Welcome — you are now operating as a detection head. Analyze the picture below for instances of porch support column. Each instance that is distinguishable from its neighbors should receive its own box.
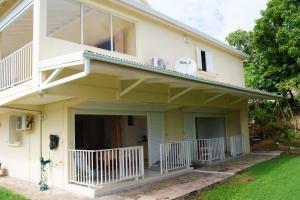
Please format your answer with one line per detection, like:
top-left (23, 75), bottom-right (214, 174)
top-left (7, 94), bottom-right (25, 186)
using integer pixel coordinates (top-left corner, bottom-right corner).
top-left (240, 109), bottom-right (250, 153)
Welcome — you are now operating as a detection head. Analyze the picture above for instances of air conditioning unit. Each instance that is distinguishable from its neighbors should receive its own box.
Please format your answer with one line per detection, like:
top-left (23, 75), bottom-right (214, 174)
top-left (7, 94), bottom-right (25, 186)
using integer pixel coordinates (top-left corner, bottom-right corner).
top-left (150, 57), bottom-right (168, 69)
top-left (16, 114), bottom-right (33, 131)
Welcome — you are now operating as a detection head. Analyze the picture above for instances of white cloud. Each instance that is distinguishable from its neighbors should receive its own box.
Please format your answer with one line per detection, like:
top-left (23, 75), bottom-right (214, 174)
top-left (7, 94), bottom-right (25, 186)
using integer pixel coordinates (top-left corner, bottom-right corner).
top-left (147, 0), bottom-right (268, 42)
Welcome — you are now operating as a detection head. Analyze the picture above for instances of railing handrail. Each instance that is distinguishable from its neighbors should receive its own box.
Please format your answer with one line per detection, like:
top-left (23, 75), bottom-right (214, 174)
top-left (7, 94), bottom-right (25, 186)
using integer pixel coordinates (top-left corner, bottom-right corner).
top-left (196, 137), bottom-right (224, 141)
top-left (69, 146), bottom-right (144, 152)
top-left (0, 42), bottom-right (33, 62)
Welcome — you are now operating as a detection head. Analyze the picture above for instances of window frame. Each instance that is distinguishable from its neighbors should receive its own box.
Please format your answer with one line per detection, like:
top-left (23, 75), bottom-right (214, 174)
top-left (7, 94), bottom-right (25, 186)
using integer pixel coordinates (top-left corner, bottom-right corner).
top-left (8, 116), bottom-right (22, 147)
top-left (46, 0), bottom-right (137, 56)
top-left (197, 47), bottom-right (213, 73)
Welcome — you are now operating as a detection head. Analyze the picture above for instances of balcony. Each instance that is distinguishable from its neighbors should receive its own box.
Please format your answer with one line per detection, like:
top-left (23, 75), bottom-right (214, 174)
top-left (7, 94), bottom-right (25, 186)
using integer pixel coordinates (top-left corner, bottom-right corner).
top-left (0, 42), bottom-right (33, 91)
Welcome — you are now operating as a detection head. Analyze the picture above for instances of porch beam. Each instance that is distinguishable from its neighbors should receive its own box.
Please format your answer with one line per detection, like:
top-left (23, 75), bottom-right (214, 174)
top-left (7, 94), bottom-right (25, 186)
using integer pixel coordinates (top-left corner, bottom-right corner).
top-left (43, 68), bottom-right (63, 85)
top-left (119, 79), bottom-right (145, 97)
top-left (169, 87), bottom-right (193, 102)
top-left (0, 0), bottom-right (32, 31)
top-left (229, 97), bottom-right (248, 105)
top-left (205, 93), bottom-right (226, 103)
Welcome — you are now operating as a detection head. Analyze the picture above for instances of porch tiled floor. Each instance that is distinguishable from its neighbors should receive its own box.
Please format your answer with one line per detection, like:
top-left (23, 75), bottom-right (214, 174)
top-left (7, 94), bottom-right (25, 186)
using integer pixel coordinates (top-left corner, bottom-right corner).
top-left (0, 152), bottom-right (281, 200)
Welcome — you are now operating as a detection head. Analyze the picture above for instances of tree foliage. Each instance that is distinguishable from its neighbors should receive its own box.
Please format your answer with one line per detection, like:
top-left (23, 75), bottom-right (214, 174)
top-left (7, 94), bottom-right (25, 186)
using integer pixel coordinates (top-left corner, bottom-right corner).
top-left (226, 29), bottom-right (252, 55)
top-left (226, 0), bottom-right (300, 100)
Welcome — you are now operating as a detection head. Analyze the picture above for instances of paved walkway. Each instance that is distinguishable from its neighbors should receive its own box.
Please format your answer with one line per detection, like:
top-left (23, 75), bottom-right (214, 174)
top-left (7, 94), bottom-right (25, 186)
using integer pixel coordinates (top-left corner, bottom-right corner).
top-left (0, 152), bottom-right (281, 200)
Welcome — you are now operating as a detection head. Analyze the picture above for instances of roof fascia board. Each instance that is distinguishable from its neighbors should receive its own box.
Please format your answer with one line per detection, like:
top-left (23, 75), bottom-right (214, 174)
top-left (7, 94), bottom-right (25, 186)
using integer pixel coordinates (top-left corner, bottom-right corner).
top-left (0, 0), bottom-right (33, 32)
top-left (83, 51), bottom-right (282, 99)
top-left (115, 0), bottom-right (248, 59)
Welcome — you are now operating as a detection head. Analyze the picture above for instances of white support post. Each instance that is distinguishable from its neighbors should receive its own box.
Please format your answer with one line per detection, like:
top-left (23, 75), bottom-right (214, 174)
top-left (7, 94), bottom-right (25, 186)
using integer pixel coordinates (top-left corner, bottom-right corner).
top-left (43, 68), bottom-right (63, 85)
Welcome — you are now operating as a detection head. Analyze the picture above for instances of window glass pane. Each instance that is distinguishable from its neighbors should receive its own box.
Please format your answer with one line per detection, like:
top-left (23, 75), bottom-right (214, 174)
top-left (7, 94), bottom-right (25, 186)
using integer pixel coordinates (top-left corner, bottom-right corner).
top-left (47, 0), bottom-right (81, 43)
top-left (112, 16), bottom-right (136, 55)
top-left (201, 51), bottom-right (207, 71)
top-left (83, 6), bottom-right (111, 50)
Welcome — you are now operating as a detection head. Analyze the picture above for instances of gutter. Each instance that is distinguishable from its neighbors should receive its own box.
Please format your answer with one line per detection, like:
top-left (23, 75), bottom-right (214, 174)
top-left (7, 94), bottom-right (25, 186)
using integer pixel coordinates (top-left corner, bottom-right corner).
top-left (82, 51), bottom-right (282, 99)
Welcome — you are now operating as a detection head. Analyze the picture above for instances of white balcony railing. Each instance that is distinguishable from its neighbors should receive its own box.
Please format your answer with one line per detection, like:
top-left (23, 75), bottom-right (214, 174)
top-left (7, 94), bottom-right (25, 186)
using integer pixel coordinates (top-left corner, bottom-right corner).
top-left (230, 135), bottom-right (244, 157)
top-left (192, 137), bottom-right (225, 162)
top-left (160, 137), bottom-right (225, 174)
top-left (160, 141), bottom-right (192, 174)
top-left (69, 146), bottom-right (144, 187)
top-left (0, 42), bottom-right (33, 91)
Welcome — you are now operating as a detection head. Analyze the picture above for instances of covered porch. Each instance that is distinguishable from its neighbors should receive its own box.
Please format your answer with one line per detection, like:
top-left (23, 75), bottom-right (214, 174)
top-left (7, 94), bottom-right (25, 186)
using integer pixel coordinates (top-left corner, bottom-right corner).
top-left (66, 99), bottom-right (246, 188)
top-left (4, 49), bottom-right (281, 195)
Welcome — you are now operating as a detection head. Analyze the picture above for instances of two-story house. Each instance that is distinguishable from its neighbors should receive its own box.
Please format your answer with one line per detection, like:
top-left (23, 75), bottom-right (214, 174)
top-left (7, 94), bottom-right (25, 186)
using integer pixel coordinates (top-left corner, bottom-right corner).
top-left (0, 0), bottom-right (281, 197)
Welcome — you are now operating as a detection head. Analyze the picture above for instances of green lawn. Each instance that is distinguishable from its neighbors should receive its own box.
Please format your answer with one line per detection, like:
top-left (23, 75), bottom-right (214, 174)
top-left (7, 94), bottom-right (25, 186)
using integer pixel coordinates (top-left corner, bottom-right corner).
top-left (190, 155), bottom-right (300, 200)
top-left (0, 187), bottom-right (28, 200)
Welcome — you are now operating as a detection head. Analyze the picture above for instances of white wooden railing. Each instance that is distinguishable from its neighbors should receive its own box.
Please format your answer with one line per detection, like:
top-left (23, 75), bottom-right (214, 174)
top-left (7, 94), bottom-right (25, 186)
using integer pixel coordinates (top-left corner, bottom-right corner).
top-left (160, 141), bottom-right (192, 174)
top-left (69, 146), bottom-right (144, 187)
top-left (160, 137), bottom-right (225, 174)
top-left (0, 42), bottom-right (33, 91)
top-left (192, 137), bottom-right (225, 162)
top-left (230, 135), bottom-right (244, 157)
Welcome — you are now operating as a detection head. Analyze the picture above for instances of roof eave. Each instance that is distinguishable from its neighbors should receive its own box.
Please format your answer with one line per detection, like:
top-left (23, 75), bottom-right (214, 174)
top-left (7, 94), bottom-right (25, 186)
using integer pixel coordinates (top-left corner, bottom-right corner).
top-left (115, 0), bottom-right (249, 59)
top-left (82, 51), bottom-right (282, 100)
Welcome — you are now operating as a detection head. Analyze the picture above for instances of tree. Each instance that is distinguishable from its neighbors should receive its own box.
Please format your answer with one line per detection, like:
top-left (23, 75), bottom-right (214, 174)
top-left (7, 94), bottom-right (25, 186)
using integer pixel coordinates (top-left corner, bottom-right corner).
top-left (226, 0), bottom-right (300, 101)
top-left (226, 29), bottom-right (252, 54)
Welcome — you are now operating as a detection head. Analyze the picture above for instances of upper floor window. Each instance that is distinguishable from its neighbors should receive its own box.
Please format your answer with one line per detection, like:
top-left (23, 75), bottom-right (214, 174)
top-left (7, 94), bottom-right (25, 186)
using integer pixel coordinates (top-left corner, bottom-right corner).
top-left (47, 0), bottom-right (136, 56)
top-left (197, 47), bottom-right (213, 73)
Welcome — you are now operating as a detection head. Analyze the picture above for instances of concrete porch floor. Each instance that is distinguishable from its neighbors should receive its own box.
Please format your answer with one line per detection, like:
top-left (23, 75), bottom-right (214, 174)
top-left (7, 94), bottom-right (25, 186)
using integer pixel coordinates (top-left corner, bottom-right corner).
top-left (0, 152), bottom-right (281, 200)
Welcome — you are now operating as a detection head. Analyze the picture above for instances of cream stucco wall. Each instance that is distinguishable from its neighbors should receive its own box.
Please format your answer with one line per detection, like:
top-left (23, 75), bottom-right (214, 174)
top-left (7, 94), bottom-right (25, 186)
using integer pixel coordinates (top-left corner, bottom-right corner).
top-left (165, 109), bottom-right (184, 141)
top-left (0, 111), bottom-right (41, 183)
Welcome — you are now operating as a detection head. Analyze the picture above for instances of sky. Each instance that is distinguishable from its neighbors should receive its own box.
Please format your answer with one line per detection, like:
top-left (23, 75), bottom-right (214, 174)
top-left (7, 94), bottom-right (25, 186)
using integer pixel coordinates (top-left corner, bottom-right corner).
top-left (146, 0), bottom-right (268, 42)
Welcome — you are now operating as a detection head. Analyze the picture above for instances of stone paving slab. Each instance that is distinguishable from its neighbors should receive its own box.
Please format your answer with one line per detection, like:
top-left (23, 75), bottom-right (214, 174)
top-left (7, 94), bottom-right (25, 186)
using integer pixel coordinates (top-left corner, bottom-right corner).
top-left (0, 152), bottom-right (281, 200)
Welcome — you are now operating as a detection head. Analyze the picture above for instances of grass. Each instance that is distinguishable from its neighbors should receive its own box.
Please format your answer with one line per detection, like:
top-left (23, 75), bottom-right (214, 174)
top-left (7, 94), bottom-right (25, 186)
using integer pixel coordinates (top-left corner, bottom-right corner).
top-left (0, 187), bottom-right (28, 200)
top-left (189, 155), bottom-right (300, 200)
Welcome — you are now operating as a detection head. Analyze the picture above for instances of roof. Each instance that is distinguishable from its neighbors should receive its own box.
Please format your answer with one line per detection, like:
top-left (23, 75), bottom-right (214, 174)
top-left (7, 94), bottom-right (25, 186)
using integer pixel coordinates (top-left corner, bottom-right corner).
top-left (115, 0), bottom-right (249, 59)
top-left (82, 50), bottom-right (282, 99)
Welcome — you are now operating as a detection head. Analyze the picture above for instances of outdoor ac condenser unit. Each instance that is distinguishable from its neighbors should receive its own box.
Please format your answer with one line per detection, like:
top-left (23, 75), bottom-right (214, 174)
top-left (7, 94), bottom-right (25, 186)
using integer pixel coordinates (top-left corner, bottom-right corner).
top-left (150, 57), bottom-right (168, 69)
top-left (16, 114), bottom-right (33, 131)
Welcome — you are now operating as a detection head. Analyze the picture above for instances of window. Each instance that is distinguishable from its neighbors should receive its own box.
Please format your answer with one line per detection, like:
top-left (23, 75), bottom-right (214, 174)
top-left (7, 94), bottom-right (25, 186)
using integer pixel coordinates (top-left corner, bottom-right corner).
top-left (8, 116), bottom-right (21, 146)
top-left (113, 16), bottom-right (136, 55)
top-left (47, 0), bottom-right (81, 44)
top-left (197, 47), bottom-right (213, 72)
top-left (200, 50), bottom-right (207, 71)
top-left (83, 6), bottom-right (111, 50)
top-left (47, 0), bottom-right (136, 55)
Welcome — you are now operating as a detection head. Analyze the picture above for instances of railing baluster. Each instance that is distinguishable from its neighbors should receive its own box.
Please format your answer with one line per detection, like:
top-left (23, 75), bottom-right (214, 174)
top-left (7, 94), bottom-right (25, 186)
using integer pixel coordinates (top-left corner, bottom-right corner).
top-left (0, 42), bottom-right (33, 91)
top-left (69, 147), bottom-right (145, 186)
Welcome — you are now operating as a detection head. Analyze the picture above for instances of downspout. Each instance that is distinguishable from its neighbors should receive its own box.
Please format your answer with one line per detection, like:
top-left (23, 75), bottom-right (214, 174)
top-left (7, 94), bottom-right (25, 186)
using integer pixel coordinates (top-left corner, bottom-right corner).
top-left (36, 57), bottom-right (91, 187)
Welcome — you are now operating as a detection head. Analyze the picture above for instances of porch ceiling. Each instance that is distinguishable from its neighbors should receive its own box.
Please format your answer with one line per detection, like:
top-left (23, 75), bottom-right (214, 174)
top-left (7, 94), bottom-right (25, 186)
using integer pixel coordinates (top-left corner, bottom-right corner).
top-left (0, 0), bottom-right (20, 19)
